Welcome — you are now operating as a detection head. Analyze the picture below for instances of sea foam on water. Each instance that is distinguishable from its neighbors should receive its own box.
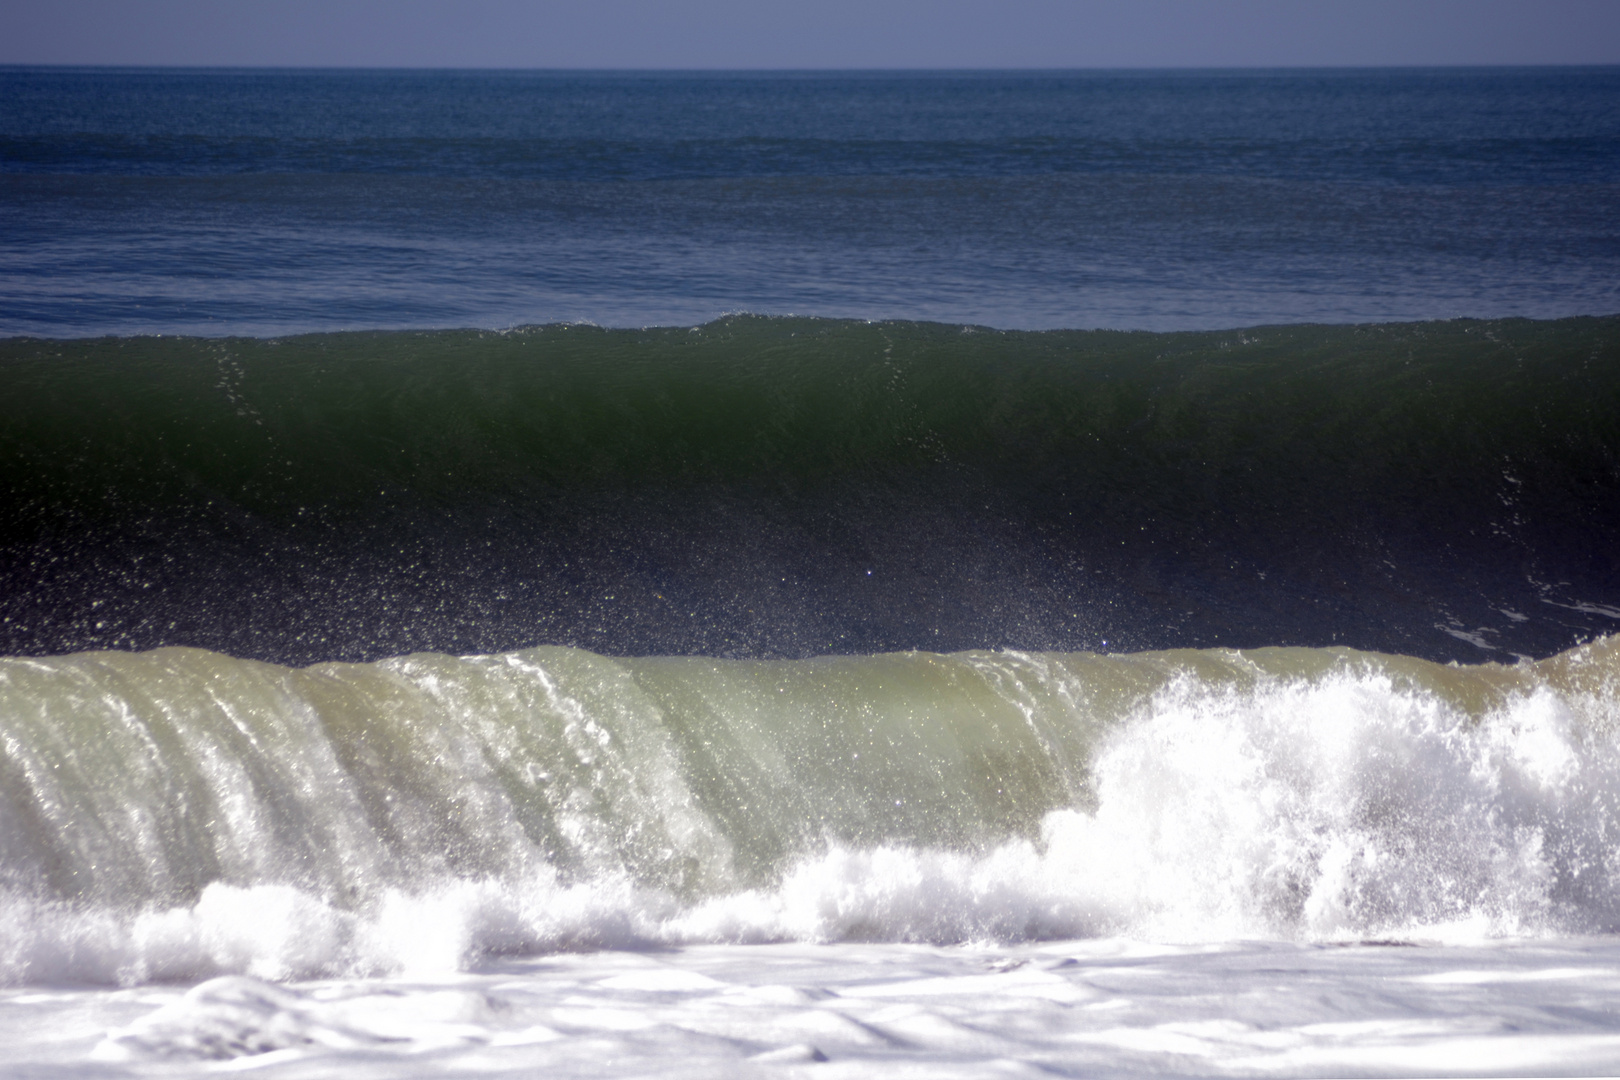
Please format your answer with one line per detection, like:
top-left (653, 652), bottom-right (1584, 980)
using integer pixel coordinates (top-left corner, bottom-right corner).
top-left (7, 640), bottom-right (1620, 1077)
top-left (3, 640), bottom-right (1618, 992)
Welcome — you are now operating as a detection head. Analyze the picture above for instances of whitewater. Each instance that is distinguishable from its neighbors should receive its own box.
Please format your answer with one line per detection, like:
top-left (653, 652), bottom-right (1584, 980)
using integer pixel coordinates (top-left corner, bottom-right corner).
top-left (3, 638), bottom-right (1620, 1075)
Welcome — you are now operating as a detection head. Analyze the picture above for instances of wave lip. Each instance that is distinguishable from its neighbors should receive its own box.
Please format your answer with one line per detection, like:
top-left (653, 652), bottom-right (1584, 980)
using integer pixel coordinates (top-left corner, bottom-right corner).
top-left (1, 637), bottom-right (1618, 985)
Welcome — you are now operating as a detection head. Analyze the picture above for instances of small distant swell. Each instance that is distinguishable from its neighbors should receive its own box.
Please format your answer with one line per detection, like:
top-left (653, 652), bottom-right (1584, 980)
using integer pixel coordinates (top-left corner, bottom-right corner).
top-left (2, 315), bottom-right (1618, 664)
top-left (1, 637), bottom-right (1618, 984)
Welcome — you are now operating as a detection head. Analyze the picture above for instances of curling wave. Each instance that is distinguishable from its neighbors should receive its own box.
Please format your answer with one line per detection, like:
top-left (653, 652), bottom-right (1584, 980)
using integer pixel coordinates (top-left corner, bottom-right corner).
top-left (3, 315), bottom-right (1619, 665)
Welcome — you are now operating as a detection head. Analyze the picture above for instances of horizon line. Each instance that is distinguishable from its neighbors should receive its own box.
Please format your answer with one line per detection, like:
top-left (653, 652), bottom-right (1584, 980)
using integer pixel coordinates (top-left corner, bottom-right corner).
top-left (4, 61), bottom-right (1619, 74)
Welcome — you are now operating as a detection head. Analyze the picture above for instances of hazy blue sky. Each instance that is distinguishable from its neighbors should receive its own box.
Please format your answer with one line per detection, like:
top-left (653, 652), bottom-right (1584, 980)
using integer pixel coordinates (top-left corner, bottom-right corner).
top-left (3, 0), bottom-right (1618, 68)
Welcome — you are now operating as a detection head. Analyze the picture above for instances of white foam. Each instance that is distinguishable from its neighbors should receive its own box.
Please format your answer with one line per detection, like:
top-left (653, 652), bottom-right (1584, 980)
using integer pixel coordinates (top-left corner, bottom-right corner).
top-left (48, 938), bottom-right (1620, 1076)
top-left (5, 667), bottom-right (1618, 989)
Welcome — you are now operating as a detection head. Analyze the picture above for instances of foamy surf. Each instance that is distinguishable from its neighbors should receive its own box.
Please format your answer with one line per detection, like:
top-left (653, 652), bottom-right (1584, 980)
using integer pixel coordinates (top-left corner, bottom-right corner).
top-left (3, 638), bottom-right (1618, 989)
top-left (14, 939), bottom-right (1620, 1077)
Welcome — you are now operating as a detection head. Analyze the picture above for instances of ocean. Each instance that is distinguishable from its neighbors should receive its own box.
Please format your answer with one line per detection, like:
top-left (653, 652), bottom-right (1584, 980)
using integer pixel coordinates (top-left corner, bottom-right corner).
top-left (2, 66), bottom-right (1620, 1077)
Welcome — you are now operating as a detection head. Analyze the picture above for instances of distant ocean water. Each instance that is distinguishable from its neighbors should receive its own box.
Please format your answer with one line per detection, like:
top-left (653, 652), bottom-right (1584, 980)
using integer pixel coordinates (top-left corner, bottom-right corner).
top-left (4, 67), bottom-right (1620, 1078)
top-left (3, 67), bottom-right (1618, 334)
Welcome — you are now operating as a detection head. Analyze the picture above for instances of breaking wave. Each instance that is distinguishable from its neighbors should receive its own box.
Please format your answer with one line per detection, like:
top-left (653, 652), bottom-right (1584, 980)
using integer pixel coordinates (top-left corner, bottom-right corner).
top-left (3, 637), bottom-right (1618, 984)
top-left (3, 315), bottom-right (1619, 665)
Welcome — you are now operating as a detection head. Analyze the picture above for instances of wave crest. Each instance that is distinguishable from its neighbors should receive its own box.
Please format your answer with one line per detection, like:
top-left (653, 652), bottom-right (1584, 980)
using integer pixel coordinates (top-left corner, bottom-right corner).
top-left (3, 639), bottom-right (1618, 984)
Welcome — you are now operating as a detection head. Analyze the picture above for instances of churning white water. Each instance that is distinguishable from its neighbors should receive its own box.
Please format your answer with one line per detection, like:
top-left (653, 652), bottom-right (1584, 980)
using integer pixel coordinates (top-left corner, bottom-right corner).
top-left (3, 638), bottom-right (1619, 1073)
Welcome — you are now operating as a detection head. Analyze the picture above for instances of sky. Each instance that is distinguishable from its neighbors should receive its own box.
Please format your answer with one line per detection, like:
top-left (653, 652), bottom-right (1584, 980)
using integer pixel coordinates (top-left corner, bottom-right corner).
top-left (2, 0), bottom-right (1619, 69)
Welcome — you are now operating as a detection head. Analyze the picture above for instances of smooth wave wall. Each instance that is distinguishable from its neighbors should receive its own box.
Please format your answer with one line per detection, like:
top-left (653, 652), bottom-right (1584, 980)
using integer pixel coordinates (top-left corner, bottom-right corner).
top-left (3, 315), bottom-right (1618, 664)
top-left (2, 637), bottom-right (1619, 984)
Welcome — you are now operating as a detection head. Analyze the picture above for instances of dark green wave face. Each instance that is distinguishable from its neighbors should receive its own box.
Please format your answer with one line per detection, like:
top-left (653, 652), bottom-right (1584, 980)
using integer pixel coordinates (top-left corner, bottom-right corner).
top-left (2, 315), bottom-right (1618, 665)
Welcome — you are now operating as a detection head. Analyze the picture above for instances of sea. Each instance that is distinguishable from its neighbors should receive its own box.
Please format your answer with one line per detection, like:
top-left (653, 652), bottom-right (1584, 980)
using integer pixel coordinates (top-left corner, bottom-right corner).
top-left (2, 65), bottom-right (1620, 1077)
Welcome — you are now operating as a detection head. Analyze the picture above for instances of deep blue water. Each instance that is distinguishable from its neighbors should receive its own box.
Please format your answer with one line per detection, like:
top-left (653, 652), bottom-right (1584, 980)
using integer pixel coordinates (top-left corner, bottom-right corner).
top-left (3, 66), bottom-right (1618, 335)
